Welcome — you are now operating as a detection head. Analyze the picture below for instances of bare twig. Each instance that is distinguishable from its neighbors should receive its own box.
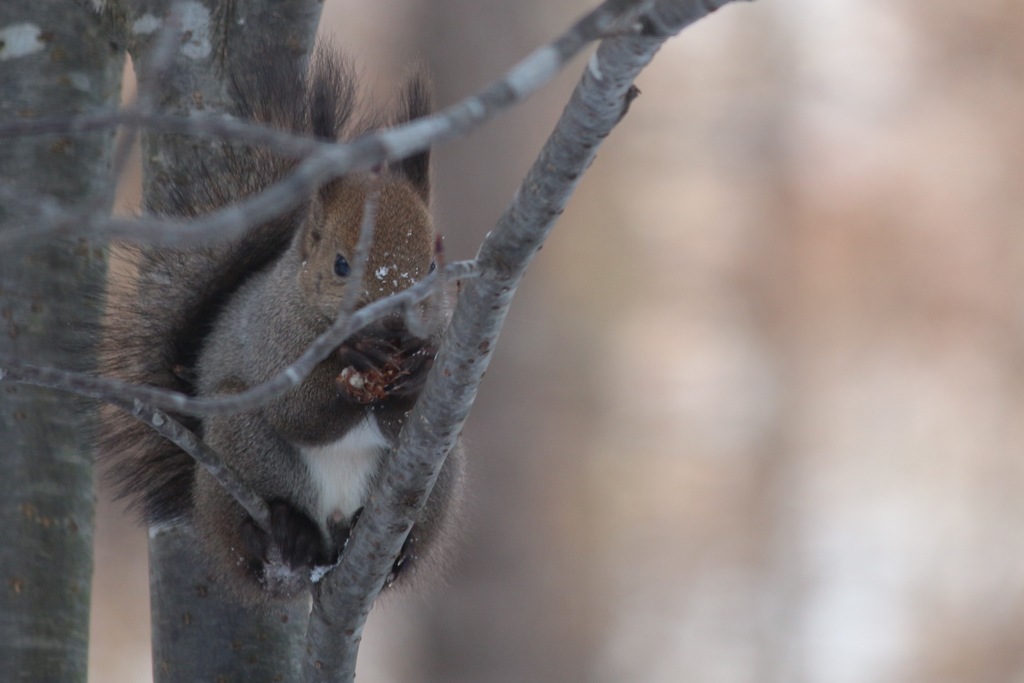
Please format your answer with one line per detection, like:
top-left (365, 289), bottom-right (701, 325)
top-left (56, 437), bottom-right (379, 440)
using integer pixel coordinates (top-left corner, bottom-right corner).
top-left (0, 359), bottom-right (270, 531)
top-left (0, 260), bottom-right (479, 416)
top-left (404, 235), bottom-right (448, 339)
top-left (0, 0), bottom-right (651, 249)
top-left (302, 0), bottom-right (749, 679)
top-left (0, 109), bottom-right (322, 156)
top-left (340, 174), bottom-right (381, 319)
top-left (110, 397), bottom-right (272, 533)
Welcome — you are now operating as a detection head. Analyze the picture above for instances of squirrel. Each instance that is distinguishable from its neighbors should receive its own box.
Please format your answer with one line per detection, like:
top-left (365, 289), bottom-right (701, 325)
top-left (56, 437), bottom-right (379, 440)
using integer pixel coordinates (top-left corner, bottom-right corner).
top-left (99, 48), bottom-right (463, 604)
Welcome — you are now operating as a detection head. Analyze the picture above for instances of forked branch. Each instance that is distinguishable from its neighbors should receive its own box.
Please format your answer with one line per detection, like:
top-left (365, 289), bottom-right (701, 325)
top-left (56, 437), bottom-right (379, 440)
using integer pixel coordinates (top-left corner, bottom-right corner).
top-left (303, 0), bottom-right (750, 680)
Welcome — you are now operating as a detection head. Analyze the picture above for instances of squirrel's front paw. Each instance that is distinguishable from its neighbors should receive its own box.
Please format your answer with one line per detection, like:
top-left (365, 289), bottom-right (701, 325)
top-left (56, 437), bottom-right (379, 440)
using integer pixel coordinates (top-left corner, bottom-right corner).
top-left (336, 336), bottom-right (397, 373)
top-left (240, 500), bottom-right (328, 573)
top-left (335, 335), bottom-right (434, 404)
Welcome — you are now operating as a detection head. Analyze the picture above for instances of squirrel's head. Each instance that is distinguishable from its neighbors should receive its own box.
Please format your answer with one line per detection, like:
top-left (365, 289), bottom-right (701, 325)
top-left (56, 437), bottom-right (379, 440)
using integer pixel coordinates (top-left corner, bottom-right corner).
top-left (295, 70), bottom-right (436, 324)
top-left (296, 170), bottom-right (434, 323)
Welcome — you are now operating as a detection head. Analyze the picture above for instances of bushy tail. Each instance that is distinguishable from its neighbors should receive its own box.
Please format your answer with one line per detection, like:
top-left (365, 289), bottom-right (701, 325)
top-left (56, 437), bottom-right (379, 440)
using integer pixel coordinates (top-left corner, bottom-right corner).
top-left (98, 48), bottom-right (359, 523)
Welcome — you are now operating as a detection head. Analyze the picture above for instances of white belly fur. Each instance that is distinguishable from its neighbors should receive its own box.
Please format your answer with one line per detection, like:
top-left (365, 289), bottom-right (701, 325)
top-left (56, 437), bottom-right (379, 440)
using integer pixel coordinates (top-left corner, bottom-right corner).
top-left (300, 416), bottom-right (389, 525)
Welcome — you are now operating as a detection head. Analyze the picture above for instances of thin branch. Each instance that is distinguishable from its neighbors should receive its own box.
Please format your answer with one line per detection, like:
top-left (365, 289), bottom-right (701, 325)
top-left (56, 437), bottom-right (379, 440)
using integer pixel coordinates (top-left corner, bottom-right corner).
top-left (109, 397), bottom-right (272, 533)
top-left (0, 260), bottom-right (479, 416)
top-left (303, 0), bottom-right (749, 679)
top-left (0, 357), bottom-right (271, 531)
top-left (339, 174), bottom-right (381, 320)
top-left (0, 0), bottom-right (652, 249)
top-left (0, 109), bottom-right (322, 156)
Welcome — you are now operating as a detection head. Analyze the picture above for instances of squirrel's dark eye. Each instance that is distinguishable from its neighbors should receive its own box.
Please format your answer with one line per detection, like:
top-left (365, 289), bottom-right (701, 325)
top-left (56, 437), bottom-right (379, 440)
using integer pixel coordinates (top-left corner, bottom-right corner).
top-left (429, 260), bottom-right (437, 274)
top-left (334, 254), bottom-right (351, 277)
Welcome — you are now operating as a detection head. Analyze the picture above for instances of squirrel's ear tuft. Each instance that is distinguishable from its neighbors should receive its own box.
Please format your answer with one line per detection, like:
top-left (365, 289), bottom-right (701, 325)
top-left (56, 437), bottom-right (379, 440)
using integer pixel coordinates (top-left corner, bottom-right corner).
top-left (390, 69), bottom-right (433, 201)
top-left (308, 46), bottom-right (358, 141)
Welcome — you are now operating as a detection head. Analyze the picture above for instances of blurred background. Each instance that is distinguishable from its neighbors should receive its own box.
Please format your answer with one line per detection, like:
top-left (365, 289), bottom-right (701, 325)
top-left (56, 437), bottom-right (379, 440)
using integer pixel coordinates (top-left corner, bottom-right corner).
top-left (89, 0), bottom-right (1024, 681)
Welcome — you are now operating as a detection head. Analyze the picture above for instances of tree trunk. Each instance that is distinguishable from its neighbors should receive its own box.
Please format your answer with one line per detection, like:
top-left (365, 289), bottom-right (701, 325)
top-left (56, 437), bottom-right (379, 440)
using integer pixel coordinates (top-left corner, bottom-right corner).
top-left (0, 2), bottom-right (124, 682)
top-left (149, 525), bottom-right (309, 682)
top-left (113, 1), bottom-right (324, 680)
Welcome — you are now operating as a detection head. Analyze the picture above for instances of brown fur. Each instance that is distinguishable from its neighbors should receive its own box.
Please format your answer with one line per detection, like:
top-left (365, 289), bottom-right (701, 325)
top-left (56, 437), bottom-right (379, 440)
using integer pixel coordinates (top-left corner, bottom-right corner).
top-left (100, 48), bottom-right (463, 604)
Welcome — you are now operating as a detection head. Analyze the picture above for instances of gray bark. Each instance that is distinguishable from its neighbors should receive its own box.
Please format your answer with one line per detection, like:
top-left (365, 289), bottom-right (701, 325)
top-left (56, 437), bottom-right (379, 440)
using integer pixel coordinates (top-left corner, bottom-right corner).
top-left (116, 0), bottom-right (323, 205)
top-left (149, 525), bottom-right (309, 682)
top-left (109, 1), bottom-right (323, 681)
top-left (0, 2), bottom-right (124, 682)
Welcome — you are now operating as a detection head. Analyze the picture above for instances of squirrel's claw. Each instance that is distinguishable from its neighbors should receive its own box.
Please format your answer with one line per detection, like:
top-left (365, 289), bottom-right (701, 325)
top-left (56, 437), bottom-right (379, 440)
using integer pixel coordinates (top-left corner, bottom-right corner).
top-left (336, 337), bottom-right (396, 371)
